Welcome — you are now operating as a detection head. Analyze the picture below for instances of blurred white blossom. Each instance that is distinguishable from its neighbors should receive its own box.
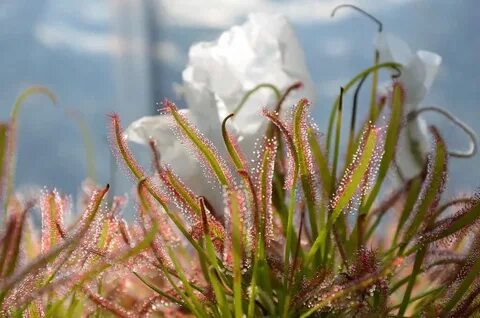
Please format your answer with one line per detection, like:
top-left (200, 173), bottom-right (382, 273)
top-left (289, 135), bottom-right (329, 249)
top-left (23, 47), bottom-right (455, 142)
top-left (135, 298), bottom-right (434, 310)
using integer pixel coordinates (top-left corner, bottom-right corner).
top-left (376, 32), bottom-right (442, 180)
top-left (125, 13), bottom-right (314, 210)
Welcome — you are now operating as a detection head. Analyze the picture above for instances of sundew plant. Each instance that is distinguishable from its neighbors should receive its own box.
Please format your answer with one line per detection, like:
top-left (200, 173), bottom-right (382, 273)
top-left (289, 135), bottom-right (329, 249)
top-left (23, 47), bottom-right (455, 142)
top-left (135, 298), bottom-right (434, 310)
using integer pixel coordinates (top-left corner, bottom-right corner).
top-left (2, 5), bottom-right (480, 318)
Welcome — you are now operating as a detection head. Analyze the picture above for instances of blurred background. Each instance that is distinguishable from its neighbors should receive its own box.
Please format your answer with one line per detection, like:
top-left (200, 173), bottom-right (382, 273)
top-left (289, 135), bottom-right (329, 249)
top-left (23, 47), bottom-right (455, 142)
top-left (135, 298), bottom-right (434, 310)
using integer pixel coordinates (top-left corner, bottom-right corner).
top-left (0, 0), bottom-right (478, 199)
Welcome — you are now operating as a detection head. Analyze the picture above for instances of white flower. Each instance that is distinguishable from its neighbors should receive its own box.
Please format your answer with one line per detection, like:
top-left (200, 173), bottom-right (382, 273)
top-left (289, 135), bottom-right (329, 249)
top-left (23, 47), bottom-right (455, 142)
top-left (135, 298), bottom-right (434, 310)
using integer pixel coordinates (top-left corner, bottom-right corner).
top-left (125, 13), bottom-right (314, 211)
top-left (375, 32), bottom-right (442, 180)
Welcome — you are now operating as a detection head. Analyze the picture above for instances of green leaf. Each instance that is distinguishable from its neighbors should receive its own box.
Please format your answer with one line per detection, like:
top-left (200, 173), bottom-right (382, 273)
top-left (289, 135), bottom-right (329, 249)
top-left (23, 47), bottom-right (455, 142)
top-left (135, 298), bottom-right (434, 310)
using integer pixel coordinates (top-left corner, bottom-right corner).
top-left (361, 82), bottom-right (405, 215)
top-left (222, 114), bottom-right (246, 170)
top-left (369, 50), bottom-right (381, 122)
top-left (400, 128), bottom-right (448, 252)
top-left (28, 301), bottom-right (43, 318)
top-left (158, 169), bottom-right (226, 247)
top-left (0, 123), bottom-right (9, 200)
top-left (422, 198), bottom-right (480, 244)
top-left (263, 109), bottom-right (301, 279)
top-left (46, 298), bottom-right (67, 317)
top-left (326, 62), bottom-right (401, 153)
top-left (165, 100), bottom-right (232, 186)
top-left (0, 207), bottom-right (28, 278)
top-left (161, 168), bottom-right (201, 213)
top-left (306, 127), bottom-right (378, 266)
top-left (233, 83), bottom-right (281, 114)
top-left (259, 140), bottom-right (276, 246)
top-left (281, 166), bottom-right (299, 316)
top-left (442, 253), bottom-right (480, 315)
top-left (293, 99), bottom-right (318, 238)
top-left (10, 86), bottom-right (57, 120)
top-left (397, 128), bottom-right (448, 316)
top-left (397, 246), bottom-right (427, 317)
top-left (112, 117), bottom-right (206, 256)
top-left (300, 256), bottom-right (403, 318)
top-left (331, 127), bottom-right (378, 225)
top-left (133, 272), bottom-right (185, 307)
top-left (5, 86), bottom-right (56, 217)
top-left (0, 185), bottom-right (109, 304)
top-left (66, 294), bottom-right (84, 318)
top-left (392, 177), bottom-right (422, 245)
top-left (167, 245), bottom-right (210, 318)
top-left (228, 190), bottom-right (245, 318)
top-left (331, 87), bottom-right (344, 196)
top-left (199, 197), bottom-right (231, 318)
top-left (307, 128), bottom-right (331, 197)
top-left (248, 141), bottom-right (277, 317)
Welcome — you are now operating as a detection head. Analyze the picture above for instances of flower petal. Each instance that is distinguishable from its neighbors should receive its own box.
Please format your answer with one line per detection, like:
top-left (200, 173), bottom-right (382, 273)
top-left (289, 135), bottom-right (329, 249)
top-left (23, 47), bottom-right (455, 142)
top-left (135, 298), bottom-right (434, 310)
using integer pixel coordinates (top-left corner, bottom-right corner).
top-left (396, 117), bottom-right (430, 180)
top-left (181, 13), bottom-right (315, 155)
top-left (376, 32), bottom-right (442, 180)
top-left (401, 50), bottom-right (442, 106)
top-left (375, 32), bottom-right (413, 66)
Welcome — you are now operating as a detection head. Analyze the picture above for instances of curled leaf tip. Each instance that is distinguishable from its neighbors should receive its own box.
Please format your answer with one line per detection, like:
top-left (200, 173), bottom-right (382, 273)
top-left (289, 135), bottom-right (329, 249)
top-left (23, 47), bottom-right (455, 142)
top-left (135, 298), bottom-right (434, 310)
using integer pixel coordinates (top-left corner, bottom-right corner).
top-left (222, 113), bottom-right (247, 170)
top-left (107, 112), bottom-right (119, 120)
top-left (392, 81), bottom-right (406, 104)
top-left (291, 81), bottom-right (304, 90)
top-left (292, 98), bottom-right (311, 119)
top-left (11, 85), bottom-right (57, 121)
top-left (199, 197), bottom-right (210, 235)
top-left (408, 106), bottom-right (478, 158)
top-left (162, 98), bottom-right (177, 112)
top-left (108, 112), bottom-right (148, 182)
top-left (330, 4), bottom-right (383, 32)
top-left (298, 98), bottom-right (311, 106)
top-left (136, 178), bottom-right (148, 193)
top-left (221, 113), bottom-right (235, 132)
top-left (391, 65), bottom-right (402, 78)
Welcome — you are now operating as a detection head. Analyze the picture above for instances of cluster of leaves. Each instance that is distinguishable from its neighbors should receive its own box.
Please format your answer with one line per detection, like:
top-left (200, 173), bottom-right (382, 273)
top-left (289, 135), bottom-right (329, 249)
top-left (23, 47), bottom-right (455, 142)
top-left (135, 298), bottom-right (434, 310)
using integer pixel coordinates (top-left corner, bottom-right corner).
top-left (107, 55), bottom-right (475, 317)
top-left (107, 61), bottom-right (480, 317)
top-left (0, 88), bottom-right (158, 317)
top-left (2, 35), bottom-right (480, 318)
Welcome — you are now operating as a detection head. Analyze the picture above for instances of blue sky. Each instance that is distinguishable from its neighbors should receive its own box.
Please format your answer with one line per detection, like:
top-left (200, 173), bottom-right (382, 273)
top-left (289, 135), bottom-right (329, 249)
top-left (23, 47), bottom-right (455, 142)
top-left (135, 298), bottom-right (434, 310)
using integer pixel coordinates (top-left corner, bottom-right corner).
top-left (0, 0), bottom-right (478, 198)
